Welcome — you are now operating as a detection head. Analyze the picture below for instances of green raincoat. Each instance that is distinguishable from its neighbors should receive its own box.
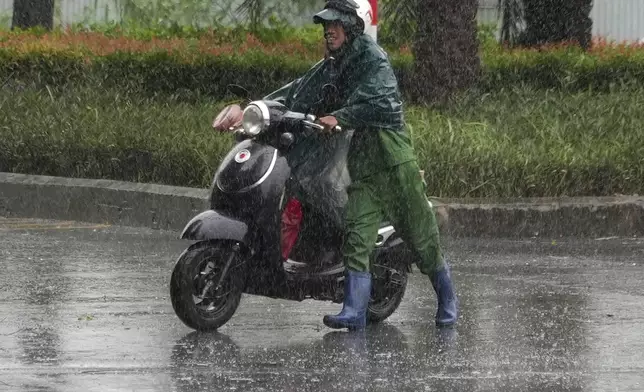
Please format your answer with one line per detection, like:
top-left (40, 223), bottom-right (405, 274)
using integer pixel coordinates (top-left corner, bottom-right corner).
top-left (264, 34), bottom-right (416, 181)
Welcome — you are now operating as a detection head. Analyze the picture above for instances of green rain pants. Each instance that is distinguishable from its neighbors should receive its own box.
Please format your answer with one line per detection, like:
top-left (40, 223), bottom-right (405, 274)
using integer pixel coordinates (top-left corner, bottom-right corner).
top-left (342, 160), bottom-right (445, 276)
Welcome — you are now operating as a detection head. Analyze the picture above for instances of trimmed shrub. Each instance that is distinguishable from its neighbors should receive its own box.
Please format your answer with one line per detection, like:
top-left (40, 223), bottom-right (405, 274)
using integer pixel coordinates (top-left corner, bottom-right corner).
top-left (3, 31), bottom-right (644, 101)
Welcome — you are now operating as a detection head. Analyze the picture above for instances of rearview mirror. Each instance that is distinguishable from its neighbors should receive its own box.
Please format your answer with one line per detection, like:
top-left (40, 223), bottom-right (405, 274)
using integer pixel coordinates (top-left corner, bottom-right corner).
top-left (321, 83), bottom-right (339, 107)
top-left (226, 84), bottom-right (251, 100)
top-left (322, 83), bottom-right (339, 101)
top-left (306, 83), bottom-right (341, 116)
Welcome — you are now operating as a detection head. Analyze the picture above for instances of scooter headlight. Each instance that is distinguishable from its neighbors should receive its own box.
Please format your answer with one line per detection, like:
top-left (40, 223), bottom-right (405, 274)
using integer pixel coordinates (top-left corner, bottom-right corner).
top-left (242, 101), bottom-right (270, 136)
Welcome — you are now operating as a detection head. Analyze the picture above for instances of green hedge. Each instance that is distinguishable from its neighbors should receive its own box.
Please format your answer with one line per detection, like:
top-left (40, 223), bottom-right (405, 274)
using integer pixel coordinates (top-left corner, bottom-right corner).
top-left (0, 50), bottom-right (312, 101)
top-left (3, 42), bottom-right (644, 102)
top-left (481, 47), bottom-right (644, 90)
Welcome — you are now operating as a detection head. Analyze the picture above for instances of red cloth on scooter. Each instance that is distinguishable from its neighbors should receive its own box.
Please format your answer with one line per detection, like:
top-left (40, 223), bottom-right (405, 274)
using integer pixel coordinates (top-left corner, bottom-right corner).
top-left (281, 198), bottom-right (303, 260)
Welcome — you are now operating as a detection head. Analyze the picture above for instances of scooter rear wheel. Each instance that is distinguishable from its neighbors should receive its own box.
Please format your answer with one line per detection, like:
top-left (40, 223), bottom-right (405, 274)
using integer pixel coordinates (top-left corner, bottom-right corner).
top-left (367, 265), bottom-right (408, 323)
top-left (170, 241), bottom-right (245, 331)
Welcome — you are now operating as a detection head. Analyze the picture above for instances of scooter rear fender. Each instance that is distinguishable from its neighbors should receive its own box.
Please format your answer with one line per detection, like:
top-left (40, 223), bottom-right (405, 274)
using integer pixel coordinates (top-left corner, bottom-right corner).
top-left (372, 226), bottom-right (415, 273)
top-left (180, 210), bottom-right (249, 243)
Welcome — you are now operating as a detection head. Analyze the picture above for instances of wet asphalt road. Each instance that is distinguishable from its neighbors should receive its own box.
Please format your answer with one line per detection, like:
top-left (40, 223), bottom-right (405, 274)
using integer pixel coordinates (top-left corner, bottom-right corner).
top-left (1, 217), bottom-right (643, 392)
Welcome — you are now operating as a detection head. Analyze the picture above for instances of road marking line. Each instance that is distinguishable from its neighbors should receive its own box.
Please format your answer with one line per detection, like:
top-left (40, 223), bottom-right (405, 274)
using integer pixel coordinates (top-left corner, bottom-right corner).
top-left (0, 219), bottom-right (111, 231)
top-left (0, 225), bottom-right (110, 231)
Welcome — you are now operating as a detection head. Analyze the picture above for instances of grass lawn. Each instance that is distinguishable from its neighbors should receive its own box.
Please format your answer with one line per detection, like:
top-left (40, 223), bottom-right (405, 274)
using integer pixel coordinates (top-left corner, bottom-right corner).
top-left (1, 83), bottom-right (642, 198)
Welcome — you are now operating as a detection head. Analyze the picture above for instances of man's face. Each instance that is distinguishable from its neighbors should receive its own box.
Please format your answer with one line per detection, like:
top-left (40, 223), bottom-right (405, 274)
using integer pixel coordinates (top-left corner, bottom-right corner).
top-left (324, 21), bottom-right (346, 52)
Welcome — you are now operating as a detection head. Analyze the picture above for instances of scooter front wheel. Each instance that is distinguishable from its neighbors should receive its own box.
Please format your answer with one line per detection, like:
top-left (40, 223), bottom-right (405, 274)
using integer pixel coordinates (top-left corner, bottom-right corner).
top-left (170, 241), bottom-right (245, 331)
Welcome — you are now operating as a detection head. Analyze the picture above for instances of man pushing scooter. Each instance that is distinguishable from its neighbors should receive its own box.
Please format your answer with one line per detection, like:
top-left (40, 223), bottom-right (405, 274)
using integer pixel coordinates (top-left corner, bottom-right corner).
top-left (266, 0), bottom-right (459, 330)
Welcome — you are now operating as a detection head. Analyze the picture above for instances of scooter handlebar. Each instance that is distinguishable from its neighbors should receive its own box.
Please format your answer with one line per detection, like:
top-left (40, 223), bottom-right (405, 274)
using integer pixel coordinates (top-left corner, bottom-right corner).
top-left (302, 117), bottom-right (342, 133)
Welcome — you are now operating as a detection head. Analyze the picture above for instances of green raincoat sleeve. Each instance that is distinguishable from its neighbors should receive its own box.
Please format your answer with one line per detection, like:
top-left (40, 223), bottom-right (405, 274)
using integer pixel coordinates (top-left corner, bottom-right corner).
top-left (330, 45), bottom-right (404, 132)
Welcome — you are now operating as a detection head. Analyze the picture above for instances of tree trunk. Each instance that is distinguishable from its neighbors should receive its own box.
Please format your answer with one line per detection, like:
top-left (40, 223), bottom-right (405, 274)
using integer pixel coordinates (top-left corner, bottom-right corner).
top-left (11, 0), bottom-right (55, 30)
top-left (519, 0), bottom-right (592, 49)
top-left (411, 0), bottom-right (481, 104)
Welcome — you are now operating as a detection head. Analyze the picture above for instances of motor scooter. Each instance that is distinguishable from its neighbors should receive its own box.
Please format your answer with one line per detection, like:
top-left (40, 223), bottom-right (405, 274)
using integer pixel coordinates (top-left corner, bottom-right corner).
top-left (170, 84), bottom-right (418, 331)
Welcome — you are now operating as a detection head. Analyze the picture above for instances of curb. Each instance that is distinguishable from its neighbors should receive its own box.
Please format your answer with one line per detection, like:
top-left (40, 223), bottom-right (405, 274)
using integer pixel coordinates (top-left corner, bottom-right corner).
top-left (0, 172), bottom-right (208, 231)
top-left (1, 172), bottom-right (643, 238)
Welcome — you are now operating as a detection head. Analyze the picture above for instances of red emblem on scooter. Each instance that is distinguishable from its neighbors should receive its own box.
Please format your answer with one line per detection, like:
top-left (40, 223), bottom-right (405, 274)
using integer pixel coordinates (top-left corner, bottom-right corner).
top-left (235, 149), bottom-right (251, 163)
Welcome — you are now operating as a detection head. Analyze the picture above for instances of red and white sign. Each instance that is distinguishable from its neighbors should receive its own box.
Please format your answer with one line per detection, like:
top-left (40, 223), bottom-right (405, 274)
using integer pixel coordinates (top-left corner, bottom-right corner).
top-left (368, 0), bottom-right (378, 25)
top-left (366, 0), bottom-right (378, 42)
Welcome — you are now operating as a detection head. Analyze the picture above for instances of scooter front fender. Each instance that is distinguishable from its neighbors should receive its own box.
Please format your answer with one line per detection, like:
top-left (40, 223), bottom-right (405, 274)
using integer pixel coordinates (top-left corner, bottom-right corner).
top-left (180, 210), bottom-right (248, 242)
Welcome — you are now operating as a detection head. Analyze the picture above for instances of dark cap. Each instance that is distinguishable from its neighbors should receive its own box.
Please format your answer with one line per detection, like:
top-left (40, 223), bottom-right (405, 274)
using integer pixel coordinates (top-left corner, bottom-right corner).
top-left (313, 7), bottom-right (357, 26)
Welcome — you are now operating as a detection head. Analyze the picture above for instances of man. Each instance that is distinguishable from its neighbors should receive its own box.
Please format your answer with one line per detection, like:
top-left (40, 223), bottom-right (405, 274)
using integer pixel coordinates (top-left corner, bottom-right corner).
top-left (267, 0), bottom-right (459, 330)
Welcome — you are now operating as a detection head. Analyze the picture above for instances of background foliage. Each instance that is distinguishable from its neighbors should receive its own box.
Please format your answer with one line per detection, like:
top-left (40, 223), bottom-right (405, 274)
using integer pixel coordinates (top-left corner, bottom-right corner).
top-left (1, 1), bottom-right (643, 197)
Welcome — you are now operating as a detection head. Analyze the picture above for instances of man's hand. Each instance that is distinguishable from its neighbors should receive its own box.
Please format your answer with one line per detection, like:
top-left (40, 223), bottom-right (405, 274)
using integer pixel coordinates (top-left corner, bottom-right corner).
top-left (318, 116), bottom-right (340, 133)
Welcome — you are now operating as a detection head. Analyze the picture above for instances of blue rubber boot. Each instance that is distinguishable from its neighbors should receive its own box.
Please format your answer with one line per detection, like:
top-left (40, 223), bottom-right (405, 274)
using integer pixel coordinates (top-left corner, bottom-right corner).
top-left (323, 270), bottom-right (372, 330)
top-left (431, 262), bottom-right (459, 327)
